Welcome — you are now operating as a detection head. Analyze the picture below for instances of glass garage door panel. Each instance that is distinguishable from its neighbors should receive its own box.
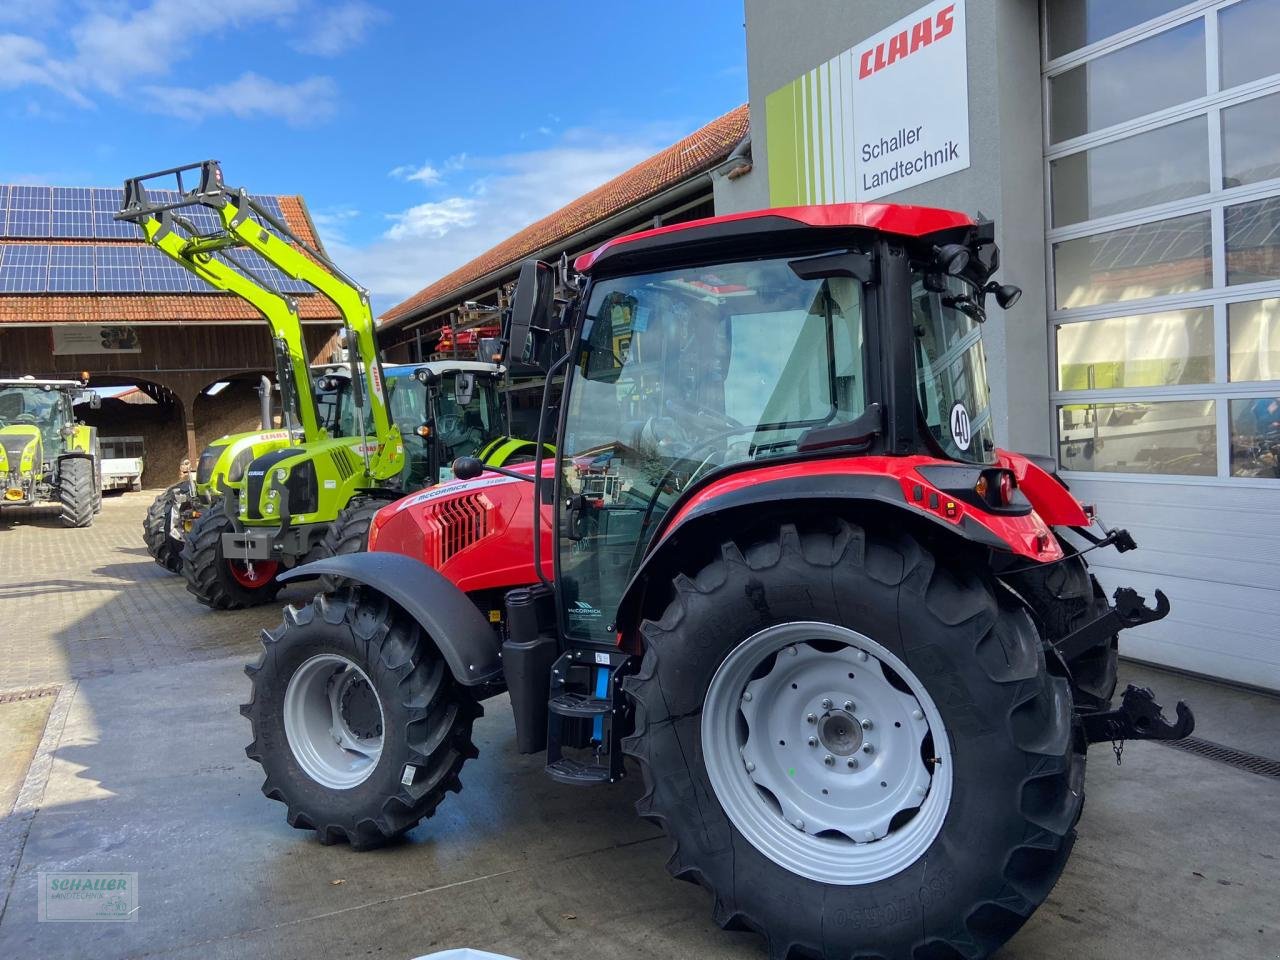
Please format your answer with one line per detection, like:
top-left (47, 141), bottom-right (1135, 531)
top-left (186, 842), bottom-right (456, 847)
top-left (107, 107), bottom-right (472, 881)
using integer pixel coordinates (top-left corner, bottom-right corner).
top-left (1056, 308), bottom-right (1214, 390)
top-left (1053, 212), bottom-right (1212, 308)
top-left (1219, 0), bottom-right (1280, 90)
top-left (1046, 0), bottom-right (1191, 58)
top-left (1225, 195), bottom-right (1280, 285)
top-left (1049, 20), bottom-right (1205, 143)
top-left (1051, 117), bottom-right (1209, 226)
top-left (1057, 400), bottom-right (1217, 476)
top-left (1230, 396), bottom-right (1280, 477)
top-left (1228, 298), bottom-right (1280, 381)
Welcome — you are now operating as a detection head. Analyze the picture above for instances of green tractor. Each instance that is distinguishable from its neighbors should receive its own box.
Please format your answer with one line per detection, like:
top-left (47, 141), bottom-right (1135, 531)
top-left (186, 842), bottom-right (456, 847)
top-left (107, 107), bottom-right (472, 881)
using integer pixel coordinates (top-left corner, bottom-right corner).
top-left (0, 377), bottom-right (102, 528)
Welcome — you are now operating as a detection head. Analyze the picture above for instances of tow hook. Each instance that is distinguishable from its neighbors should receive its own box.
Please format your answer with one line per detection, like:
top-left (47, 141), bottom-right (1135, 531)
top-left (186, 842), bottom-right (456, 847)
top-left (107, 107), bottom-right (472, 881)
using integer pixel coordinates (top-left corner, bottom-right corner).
top-left (1055, 586), bottom-right (1170, 663)
top-left (1082, 684), bottom-right (1195, 764)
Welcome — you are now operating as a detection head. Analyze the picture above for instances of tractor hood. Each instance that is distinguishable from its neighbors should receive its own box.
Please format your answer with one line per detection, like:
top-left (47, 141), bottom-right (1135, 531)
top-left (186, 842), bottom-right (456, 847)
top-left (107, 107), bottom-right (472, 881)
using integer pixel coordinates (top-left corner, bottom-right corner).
top-left (0, 424), bottom-right (42, 476)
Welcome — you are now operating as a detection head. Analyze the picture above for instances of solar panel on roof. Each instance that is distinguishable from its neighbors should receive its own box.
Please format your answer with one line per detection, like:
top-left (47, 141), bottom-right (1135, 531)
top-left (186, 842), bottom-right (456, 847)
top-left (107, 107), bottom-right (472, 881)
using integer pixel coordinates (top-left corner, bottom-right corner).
top-left (139, 246), bottom-right (195, 293)
top-left (90, 188), bottom-right (135, 240)
top-left (48, 245), bottom-right (95, 292)
top-left (0, 243), bottom-right (50, 292)
top-left (94, 244), bottom-right (143, 292)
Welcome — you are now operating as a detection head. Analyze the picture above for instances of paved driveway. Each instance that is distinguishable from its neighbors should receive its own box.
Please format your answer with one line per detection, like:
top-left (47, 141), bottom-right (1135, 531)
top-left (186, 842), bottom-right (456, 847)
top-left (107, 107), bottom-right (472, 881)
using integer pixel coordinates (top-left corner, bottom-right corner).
top-left (0, 494), bottom-right (1277, 960)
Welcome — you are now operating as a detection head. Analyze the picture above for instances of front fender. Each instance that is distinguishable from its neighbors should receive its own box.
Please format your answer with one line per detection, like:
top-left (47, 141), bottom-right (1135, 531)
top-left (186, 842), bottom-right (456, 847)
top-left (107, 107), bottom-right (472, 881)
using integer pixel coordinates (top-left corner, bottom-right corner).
top-left (280, 552), bottom-right (502, 688)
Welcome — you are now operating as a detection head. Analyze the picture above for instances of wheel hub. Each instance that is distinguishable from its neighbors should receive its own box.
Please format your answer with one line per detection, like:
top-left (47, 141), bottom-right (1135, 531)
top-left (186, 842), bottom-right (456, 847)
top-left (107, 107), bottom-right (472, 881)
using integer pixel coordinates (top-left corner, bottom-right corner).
top-left (701, 622), bottom-right (954, 886)
top-left (283, 654), bottom-right (385, 790)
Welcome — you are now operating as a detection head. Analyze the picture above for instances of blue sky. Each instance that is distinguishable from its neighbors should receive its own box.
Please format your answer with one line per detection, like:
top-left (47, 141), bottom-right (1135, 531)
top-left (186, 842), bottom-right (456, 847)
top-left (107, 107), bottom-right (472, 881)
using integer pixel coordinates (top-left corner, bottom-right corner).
top-left (0, 0), bottom-right (747, 312)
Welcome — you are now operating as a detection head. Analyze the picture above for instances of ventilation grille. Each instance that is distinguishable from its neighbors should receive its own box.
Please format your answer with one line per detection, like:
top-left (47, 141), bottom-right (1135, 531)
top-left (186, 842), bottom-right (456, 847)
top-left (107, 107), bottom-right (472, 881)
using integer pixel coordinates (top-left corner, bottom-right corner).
top-left (423, 493), bottom-right (492, 567)
top-left (330, 448), bottom-right (355, 482)
top-left (1158, 736), bottom-right (1280, 779)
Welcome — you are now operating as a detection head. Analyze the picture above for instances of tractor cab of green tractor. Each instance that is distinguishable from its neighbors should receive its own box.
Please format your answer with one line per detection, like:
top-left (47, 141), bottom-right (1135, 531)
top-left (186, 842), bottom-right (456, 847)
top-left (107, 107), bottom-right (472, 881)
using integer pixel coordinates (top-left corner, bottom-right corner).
top-left (400, 361), bottom-right (509, 486)
top-left (0, 377), bottom-right (101, 525)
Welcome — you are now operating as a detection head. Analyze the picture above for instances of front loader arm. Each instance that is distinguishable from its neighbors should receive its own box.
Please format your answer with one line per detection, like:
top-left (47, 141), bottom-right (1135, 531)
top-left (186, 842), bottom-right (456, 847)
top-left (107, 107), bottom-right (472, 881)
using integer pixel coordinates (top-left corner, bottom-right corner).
top-left (120, 199), bottom-right (321, 441)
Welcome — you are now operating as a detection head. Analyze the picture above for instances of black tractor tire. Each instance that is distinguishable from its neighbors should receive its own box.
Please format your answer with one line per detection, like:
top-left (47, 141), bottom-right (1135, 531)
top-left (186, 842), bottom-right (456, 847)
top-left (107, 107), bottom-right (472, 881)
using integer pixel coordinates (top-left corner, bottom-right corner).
top-left (143, 486), bottom-right (185, 574)
top-left (315, 497), bottom-right (383, 592)
top-left (181, 500), bottom-right (282, 610)
top-left (1004, 540), bottom-right (1118, 714)
top-left (622, 520), bottom-right (1084, 960)
top-left (57, 457), bottom-right (95, 528)
top-left (241, 589), bottom-right (480, 849)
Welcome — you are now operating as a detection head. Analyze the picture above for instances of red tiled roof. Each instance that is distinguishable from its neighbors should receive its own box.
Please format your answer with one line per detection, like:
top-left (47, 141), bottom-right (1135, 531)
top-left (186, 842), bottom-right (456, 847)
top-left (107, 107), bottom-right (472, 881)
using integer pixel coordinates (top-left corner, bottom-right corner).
top-left (0, 193), bottom-right (341, 325)
top-left (380, 104), bottom-right (750, 327)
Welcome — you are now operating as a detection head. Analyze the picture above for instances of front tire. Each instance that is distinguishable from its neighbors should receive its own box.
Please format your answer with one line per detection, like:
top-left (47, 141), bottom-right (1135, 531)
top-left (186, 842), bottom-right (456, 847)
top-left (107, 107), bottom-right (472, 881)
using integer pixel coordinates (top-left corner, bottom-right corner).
top-left (181, 500), bottom-right (281, 610)
top-left (57, 457), bottom-right (94, 528)
top-left (241, 590), bottom-right (480, 848)
top-left (623, 520), bottom-right (1083, 960)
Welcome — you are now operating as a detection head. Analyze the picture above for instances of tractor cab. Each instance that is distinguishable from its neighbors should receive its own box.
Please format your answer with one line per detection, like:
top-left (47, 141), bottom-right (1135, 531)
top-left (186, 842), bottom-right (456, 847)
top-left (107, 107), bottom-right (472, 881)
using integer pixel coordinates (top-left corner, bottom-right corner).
top-left (400, 361), bottom-right (507, 486)
top-left (0, 377), bottom-right (101, 523)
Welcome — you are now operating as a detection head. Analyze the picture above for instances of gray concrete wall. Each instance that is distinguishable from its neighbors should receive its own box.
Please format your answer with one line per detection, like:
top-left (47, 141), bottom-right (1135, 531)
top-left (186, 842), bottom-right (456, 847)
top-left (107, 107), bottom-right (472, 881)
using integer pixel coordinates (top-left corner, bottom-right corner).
top-left (725, 0), bottom-right (1052, 454)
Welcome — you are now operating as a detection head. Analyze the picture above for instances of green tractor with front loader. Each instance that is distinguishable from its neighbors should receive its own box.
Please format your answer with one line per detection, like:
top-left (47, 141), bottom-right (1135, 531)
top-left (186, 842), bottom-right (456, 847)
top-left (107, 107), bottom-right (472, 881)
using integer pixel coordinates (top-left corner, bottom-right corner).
top-left (0, 377), bottom-right (103, 527)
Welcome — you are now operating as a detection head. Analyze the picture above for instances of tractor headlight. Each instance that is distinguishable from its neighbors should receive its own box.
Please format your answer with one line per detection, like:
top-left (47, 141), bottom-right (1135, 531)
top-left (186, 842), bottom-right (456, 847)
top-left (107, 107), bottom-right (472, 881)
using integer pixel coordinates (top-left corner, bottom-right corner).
top-left (276, 468), bottom-right (287, 482)
top-left (265, 502), bottom-right (275, 515)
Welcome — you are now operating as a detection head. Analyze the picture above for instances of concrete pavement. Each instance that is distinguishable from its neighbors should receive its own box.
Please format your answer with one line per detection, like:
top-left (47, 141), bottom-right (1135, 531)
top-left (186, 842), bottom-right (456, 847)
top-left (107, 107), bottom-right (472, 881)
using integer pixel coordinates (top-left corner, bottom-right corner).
top-left (0, 494), bottom-right (1277, 959)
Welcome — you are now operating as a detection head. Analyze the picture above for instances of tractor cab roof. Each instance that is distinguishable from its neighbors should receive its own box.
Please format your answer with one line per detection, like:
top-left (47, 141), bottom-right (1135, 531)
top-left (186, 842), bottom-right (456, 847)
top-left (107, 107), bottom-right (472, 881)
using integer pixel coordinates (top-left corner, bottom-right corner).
top-left (0, 378), bottom-right (84, 390)
top-left (575, 203), bottom-right (977, 275)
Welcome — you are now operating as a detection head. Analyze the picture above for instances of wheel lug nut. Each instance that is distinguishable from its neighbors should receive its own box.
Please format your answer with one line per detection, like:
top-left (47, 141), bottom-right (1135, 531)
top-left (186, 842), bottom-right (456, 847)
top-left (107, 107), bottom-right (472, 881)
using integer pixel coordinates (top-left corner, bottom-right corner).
top-left (821, 698), bottom-right (833, 710)
top-left (912, 709), bottom-right (924, 720)
top-left (742, 691), bottom-right (752, 702)
top-left (847, 758), bottom-right (858, 769)
top-left (861, 718), bottom-right (873, 730)
top-left (824, 755), bottom-right (834, 766)
top-left (863, 743), bottom-right (874, 754)
top-left (806, 712), bottom-right (817, 724)
top-left (843, 700), bottom-right (854, 712)
top-left (807, 736), bottom-right (818, 747)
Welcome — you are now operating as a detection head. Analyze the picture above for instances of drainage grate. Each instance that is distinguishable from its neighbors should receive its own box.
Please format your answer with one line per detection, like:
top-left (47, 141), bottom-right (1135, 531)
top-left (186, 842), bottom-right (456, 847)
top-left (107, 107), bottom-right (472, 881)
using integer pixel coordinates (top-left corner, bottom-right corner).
top-left (1157, 736), bottom-right (1280, 779)
top-left (0, 684), bottom-right (61, 704)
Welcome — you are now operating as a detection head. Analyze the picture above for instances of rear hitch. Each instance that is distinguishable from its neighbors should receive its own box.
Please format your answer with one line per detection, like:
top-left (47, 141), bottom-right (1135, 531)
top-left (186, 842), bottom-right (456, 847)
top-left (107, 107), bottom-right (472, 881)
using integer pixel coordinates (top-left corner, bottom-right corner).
top-left (1082, 683), bottom-right (1195, 748)
top-left (1055, 586), bottom-right (1170, 663)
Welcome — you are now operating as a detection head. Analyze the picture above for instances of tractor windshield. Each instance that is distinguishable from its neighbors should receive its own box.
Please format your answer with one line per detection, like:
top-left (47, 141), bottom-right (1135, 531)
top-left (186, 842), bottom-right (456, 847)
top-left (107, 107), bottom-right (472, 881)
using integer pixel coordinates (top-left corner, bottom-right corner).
top-left (558, 257), bottom-right (867, 642)
top-left (910, 271), bottom-right (995, 464)
top-left (433, 373), bottom-right (503, 463)
top-left (0, 386), bottom-right (69, 450)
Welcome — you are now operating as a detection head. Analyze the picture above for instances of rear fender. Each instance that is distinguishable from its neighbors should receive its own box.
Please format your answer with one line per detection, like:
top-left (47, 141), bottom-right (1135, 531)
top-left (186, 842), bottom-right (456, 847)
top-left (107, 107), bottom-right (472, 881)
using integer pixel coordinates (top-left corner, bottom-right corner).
top-left (614, 474), bottom-right (1022, 642)
top-left (279, 552), bottom-right (503, 689)
top-left (997, 450), bottom-right (1089, 527)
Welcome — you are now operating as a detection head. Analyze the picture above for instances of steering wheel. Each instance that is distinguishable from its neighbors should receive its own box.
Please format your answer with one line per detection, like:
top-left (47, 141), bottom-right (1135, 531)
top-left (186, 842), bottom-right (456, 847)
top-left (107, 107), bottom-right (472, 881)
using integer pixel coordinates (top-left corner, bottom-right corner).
top-left (664, 398), bottom-right (743, 432)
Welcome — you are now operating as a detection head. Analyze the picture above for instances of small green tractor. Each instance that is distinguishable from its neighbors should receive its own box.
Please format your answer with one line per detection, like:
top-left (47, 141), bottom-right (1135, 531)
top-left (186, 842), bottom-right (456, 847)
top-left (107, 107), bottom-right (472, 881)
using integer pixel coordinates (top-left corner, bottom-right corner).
top-left (0, 377), bottom-right (102, 527)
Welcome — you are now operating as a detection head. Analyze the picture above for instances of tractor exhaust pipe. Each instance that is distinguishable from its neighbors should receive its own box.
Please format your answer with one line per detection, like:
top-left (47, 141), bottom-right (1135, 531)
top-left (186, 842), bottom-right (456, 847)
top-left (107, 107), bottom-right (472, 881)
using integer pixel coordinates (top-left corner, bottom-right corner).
top-left (258, 375), bottom-right (273, 430)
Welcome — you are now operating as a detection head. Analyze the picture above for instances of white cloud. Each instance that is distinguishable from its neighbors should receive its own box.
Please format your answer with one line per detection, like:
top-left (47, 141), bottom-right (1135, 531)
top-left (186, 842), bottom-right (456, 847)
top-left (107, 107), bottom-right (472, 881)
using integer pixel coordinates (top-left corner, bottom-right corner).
top-left (389, 162), bottom-right (443, 185)
top-left (293, 1), bottom-right (385, 56)
top-left (140, 73), bottom-right (337, 126)
top-left (320, 130), bottom-right (666, 313)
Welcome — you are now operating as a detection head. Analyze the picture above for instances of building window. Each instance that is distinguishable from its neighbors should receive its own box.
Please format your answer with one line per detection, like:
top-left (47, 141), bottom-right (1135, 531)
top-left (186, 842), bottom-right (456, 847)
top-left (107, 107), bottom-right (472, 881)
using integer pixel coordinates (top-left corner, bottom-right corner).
top-left (1045, 0), bottom-right (1280, 482)
top-left (100, 436), bottom-right (144, 459)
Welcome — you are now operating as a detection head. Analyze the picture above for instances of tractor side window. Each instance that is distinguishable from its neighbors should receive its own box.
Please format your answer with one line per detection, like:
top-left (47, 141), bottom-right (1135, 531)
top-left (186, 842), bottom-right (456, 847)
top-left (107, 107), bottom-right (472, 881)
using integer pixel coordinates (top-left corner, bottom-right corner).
top-left (558, 258), bottom-right (867, 642)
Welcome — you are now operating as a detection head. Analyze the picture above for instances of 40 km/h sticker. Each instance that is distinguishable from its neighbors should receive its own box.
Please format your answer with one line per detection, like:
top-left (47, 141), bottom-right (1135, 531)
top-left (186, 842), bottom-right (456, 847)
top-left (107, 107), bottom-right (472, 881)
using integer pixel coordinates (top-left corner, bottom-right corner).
top-left (949, 401), bottom-right (972, 451)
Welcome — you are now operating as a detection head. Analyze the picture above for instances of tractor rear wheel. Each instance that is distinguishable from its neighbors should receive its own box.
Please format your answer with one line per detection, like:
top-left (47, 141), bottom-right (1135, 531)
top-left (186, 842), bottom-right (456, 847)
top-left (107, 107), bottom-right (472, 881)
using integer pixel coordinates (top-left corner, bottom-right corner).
top-left (315, 497), bottom-right (383, 591)
top-left (57, 457), bottom-right (94, 528)
top-left (143, 485), bottom-right (185, 573)
top-left (241, 589), bottom-right (480, 848)
top-left (181, 500), bottom-right (281, 609)
top-left (623, 520), bottom-right (1083, 960)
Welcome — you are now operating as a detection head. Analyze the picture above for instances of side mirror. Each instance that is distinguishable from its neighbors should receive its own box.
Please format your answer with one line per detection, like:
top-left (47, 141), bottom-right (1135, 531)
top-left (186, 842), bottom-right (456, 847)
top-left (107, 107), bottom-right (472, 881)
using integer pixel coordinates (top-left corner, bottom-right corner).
top-left (507, 259), bottom-right (553, 368)
top-left (452, 456), bottom-right (484, 480)
top-left (454, 372), bottom-right (476, 407)
top-left (88, 392), bottom-right (102, 410)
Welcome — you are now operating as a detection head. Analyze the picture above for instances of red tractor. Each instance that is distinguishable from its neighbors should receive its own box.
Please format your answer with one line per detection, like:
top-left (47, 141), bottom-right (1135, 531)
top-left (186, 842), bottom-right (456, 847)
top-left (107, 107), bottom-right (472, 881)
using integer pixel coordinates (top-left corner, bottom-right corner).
top-left (242, 204), bottom-right (1193, 960)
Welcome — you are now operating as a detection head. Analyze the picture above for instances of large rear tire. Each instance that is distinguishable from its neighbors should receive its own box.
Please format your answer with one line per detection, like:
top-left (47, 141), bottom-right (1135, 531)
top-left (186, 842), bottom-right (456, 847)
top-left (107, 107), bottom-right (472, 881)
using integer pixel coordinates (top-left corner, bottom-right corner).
top-left (241, 589), bottom-right (480, 848)
top-left (623, 520), bottom-right (1083, 960)
top-left (315, 497), bottom-right (383, 592)
top-left (143, 485), bottom-right (185, 574)
top-left (181, 500), bottom-right (281, 610)
top-left (57, 457), bottom-right (94, 528)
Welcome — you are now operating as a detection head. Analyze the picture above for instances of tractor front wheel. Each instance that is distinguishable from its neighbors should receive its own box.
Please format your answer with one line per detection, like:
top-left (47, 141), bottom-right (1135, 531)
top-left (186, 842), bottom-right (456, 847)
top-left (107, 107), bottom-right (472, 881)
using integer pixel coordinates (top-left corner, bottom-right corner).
top-left (57, 456), bottom-right (95, 528)
top-left (623, 520), bottom-right (1083, 960)
top-left (181, 500), bottom-right (281, 610)
top-left (241, 589), bottom-right (480, 848)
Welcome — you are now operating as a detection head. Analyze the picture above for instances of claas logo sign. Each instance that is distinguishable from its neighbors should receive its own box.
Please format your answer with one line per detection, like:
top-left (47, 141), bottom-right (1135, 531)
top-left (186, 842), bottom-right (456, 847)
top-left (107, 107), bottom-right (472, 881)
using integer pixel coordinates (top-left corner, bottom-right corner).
top-left (858, 3), bottom-right (956, 79)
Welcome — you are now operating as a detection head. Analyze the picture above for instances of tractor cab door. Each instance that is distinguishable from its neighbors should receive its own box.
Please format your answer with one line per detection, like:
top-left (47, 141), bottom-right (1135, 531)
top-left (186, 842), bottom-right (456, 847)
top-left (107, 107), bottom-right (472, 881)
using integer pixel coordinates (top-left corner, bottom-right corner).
top-left (556, 257), bottom-right (869, 644)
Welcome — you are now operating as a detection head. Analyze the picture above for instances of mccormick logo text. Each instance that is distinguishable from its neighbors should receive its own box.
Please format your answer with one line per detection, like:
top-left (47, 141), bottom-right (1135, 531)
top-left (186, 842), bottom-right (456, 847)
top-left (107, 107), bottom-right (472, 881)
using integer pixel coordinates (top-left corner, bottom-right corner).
top-left (858, 3), bottom-right (955, 79)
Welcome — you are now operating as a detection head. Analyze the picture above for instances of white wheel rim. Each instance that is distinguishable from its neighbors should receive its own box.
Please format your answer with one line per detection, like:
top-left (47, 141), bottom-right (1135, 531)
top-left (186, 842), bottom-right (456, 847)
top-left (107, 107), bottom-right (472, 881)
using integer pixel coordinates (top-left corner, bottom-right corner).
top-left (283, 654), bottom-right (385, 790)
top-left (701, 621), bottom-right (953, 885)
